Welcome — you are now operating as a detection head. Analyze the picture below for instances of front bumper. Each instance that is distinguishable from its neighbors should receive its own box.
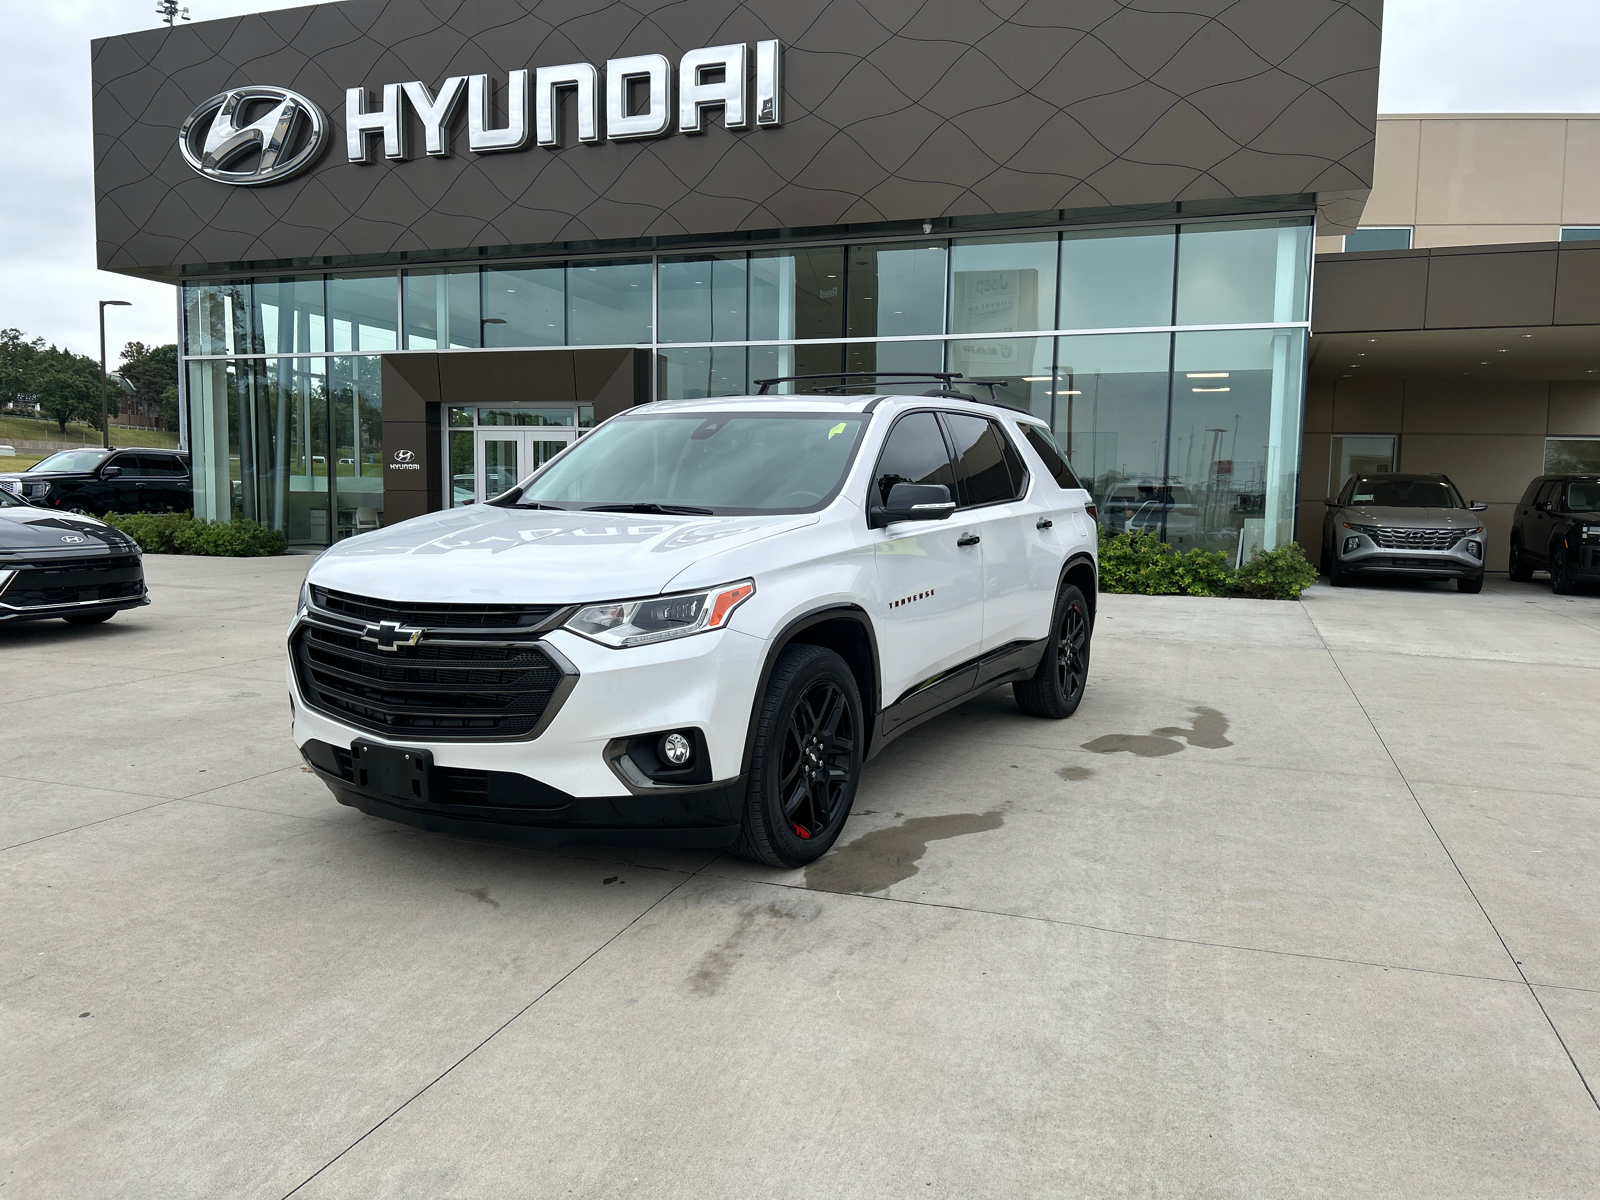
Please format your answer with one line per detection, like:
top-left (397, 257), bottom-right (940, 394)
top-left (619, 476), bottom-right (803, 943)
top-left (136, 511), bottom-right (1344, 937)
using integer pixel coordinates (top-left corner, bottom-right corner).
top-left (0, 552), bottom-right (148, 622)
top-left (1336, 533), bottom-right (1484, 579)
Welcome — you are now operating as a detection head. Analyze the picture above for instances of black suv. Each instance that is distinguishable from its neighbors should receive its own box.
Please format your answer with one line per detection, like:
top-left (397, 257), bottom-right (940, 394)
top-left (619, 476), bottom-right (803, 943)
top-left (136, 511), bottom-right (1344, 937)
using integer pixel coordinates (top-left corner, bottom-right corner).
top-left (0, 447), bottom-right (191, 516)
top-left (1508, 475), bottom-right (1600, 593)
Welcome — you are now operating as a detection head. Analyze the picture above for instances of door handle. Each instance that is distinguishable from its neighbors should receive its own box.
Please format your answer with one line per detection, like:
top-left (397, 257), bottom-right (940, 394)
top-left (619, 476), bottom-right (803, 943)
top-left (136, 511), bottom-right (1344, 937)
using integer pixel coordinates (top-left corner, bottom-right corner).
top-left (1036, 518), bottom-right (1053, 530)
top-left (957, 533), bottom-right (980, 547)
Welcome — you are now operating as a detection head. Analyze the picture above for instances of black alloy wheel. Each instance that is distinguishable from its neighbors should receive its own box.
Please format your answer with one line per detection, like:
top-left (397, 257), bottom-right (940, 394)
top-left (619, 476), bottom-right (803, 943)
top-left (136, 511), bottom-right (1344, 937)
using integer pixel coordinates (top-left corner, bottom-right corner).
top-left (1507, 537), bottom-right (1533, 582)
top-left (731, 644), bottom-right (863, 868)
top-left (1014, 583), bottom-right (1091, 719)
top-left (1551, 545), bottom-right (1576, 595)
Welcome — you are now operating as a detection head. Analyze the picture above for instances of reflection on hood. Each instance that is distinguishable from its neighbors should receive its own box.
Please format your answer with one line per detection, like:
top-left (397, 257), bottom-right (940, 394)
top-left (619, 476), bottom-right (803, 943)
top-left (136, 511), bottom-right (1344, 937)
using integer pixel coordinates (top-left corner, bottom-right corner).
top-left (0, 508), bottom-right (132, 552)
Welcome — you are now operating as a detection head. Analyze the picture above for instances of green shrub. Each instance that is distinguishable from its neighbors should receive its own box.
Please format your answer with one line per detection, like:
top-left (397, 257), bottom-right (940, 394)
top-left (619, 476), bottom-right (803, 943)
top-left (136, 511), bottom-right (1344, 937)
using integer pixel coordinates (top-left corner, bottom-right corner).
top-left (1098, 529), bottom-right (1232, 597)
top-left (100, 512), bottom-right (286, 557)
top-left (1231, 540), bottom-right (1318, 600)
top-left (1097, 528), bottom-right (1315, 600)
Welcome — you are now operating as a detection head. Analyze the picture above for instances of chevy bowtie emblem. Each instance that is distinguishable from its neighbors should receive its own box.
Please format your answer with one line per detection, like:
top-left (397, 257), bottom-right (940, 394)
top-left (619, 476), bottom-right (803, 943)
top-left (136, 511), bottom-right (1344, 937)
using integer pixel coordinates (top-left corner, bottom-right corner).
top-left (178, 86), bottom-right (327, 186)
top-left (362, 619), bottom-right (423, 651)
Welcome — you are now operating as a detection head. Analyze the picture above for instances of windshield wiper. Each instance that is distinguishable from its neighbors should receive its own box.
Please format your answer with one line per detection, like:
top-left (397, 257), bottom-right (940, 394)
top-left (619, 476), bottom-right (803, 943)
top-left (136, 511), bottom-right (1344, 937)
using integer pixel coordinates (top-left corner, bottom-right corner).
top-left (583, 502), bottom-right (714, 516)
top-left (512, 501), bottom-right (569, 511)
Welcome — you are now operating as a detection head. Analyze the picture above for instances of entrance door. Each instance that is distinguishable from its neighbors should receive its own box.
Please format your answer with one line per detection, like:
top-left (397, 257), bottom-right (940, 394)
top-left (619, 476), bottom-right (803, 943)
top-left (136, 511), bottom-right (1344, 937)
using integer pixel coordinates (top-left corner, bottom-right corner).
top-left (474, 429), bottom-right (575, 502)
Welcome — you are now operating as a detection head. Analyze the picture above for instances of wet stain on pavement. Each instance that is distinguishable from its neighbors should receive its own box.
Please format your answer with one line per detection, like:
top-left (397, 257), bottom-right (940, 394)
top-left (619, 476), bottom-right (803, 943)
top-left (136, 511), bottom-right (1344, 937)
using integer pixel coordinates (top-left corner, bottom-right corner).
top-left (804, 808), bottom-right (1006, 895)
top-left (455, 886), bottom-right (500, 908)
top-left (1056, 765), bottom-right (1095, 781)
top-left (690, 903), bottom-right (797, 996)
top-left (1081, 706), bottom-right (1232, 758)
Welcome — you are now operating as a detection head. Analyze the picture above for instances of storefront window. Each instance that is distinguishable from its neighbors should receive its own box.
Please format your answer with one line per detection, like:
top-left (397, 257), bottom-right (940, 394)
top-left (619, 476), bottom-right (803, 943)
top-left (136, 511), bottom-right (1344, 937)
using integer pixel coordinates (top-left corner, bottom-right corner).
top-left (949, 234), bottom-right (1057, 336)
top-left (184, 282), bottom-right (251, 356)
top-left (255, 356), bottom-right (331, 546)
top-left (479, 407), bottom-right (576, 425)
top-left (658, 254), bottom-right (747, 343)
top-left (253, 278), bottom-right (325, 354)
top-left (844, 340), bottom-right (945, 395)
top-left (483, 264), bottom-right (564, 347)
top-left (186, 358), bottom-right (246, 522)
top-left (748, 342), bottom-right (846, 392)
top-left (750, 247), bottom-right (845, 342)
top-left (567, 259), bottom-right (652, 345)
top-left (946, 336), bottom-right (1051, 418)
top-left (328, 355), bottom-right (384, 539)
top-left (1059, 226), bottom-right (1175, 331)
top-left (1175, 218), bottom-right (1312, 326)
top-left (1051, 333), bottom-right (1172, 528)
top-left (403, 268), bottom-right (481, 350)
top-left (327, 275), bottom-right (398, 352)
top-left (658, 346), bottom-right (748, 399)
top-left (1172, 327), bottom-right (1305, 557)
top-left (846, 242), bottom-right (946, 338)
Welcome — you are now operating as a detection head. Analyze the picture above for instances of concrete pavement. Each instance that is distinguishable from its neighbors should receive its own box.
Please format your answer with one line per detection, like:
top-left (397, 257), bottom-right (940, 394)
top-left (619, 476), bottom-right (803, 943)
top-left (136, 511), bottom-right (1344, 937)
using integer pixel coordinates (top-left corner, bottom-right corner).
top-left (2, 558), bottom-right (1598, 1197)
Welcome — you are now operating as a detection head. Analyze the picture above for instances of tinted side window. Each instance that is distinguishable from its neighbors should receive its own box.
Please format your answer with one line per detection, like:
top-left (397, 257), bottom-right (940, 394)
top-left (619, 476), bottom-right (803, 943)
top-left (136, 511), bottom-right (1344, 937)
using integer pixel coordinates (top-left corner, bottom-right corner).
top-left (143, 454), bottom-right (185, 477)
top-left (1537, 480), bottom-right (1561, 506)
top-left (1021, 424), bottom-right (1083, 490)
top-left (943, 413), bottom-right (1019, 506)
top-left (873, 412), bottom-right (955, 507)
top-left (109, 454), bottom-right (148, 477)
top-left (1518, 478), bottom-right (1545, 507)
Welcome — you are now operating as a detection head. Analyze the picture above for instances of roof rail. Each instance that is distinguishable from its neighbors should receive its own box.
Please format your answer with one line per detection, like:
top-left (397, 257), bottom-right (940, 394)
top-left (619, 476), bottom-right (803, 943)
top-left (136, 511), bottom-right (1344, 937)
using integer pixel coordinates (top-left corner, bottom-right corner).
top-left (751, 371), bottom-right (1024, 409)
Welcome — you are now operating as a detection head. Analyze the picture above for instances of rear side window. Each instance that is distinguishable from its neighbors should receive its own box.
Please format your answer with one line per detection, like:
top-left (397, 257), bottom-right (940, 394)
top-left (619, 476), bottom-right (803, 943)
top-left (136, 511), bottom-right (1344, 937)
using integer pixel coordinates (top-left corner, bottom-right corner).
top-left (1518, 478), bottom-right (1545, 507)
top-left (141, 454), bottom-right (185, 477)
top-left (110, 454), bottom-right (148, 477)
top-left (1021, 424), bottom-right (1083, 491)
top-left (1537, 480), bottom-right (1561, 507)
top-left (943, 413), bottom-right (1023, 506)
top-left (873, 411), bottom-right (955, 507)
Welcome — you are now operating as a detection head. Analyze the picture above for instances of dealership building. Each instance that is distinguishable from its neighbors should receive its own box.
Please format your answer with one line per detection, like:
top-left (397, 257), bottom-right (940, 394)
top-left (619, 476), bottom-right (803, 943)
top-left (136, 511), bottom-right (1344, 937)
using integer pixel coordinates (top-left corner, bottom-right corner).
top-left (92, 0), bottom-right (1382, 555)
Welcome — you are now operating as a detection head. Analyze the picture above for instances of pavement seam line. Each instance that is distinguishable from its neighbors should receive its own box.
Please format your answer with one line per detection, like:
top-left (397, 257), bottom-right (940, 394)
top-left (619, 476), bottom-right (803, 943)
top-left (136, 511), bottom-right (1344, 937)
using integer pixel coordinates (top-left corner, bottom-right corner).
top-left (0, 800), bottom-right (180, 854)
top-left (699, 866), bottom-right (1527, 989)
top-left (1305, 601), bottom-right (1600, 1114)
top-left (279, 862), bottom-right (710, 1198)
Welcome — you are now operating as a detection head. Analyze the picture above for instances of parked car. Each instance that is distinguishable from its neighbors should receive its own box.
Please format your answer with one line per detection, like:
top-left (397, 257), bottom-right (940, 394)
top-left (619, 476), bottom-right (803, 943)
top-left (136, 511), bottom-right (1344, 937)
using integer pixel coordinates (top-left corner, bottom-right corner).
top-left (0, 487), bottom-right (148, 625)
top-left (1508, 474), bottom-right (1600, 593)
top-left (0, 447), bottom-right (191, 516)
top-left (289, 380), bottom-right (1099, 866)
top-left (1321, 472), bottom-right (1488, 592)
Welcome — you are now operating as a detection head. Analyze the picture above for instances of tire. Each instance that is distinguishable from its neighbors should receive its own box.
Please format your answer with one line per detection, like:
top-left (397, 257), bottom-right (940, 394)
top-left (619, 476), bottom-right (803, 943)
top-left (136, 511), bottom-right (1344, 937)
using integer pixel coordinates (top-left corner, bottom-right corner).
top-left (1329, 555), bottom-right (1354, 587)
top-left (1507, 537), bottom-right (1533, 582)
top-left (1456, 573), bottom-right (1483, 594)
top-left (729, 644), bottom-right (863, 868)
top-left (1319, 544), bottom-right (1332, 575)
top-left (63, 612), bottom-right (114, 625)
top-left (1014, 583), bottom-right (1091, 719)
top-left (66, 505), bottom-right (95, 517)
top-left (1551, 545), bottom-right (1576, 595)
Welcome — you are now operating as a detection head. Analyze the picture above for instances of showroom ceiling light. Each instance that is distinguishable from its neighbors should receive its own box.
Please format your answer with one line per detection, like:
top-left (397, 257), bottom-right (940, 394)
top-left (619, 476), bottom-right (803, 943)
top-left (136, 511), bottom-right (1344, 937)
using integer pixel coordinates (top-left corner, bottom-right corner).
top-left (1186, 372), bottom-right (1227, 378)
top-left (1192, 386), bottom-right (1230, 393)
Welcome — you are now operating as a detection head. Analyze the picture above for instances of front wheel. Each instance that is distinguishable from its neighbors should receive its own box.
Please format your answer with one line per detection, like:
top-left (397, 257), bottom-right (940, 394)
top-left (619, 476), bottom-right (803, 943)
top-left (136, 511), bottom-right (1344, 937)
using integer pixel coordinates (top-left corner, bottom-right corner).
top-left (730, 644), bottom-right (863, 868)
top-left (63, 611), bottom-right (115, 625)
top-left (1507, 538), bottom-right (1533, 581)
top-left (1014, 583), bottom-right (1090, 719)
top-left (1457, 574), bottom-right (1484, 594)
top-left (1551, 545), bottom-right (1577, 595)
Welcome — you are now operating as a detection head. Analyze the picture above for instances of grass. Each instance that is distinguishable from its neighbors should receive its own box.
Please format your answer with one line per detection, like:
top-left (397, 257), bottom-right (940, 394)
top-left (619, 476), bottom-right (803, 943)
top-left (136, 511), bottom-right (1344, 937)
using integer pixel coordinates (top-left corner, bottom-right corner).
top-left (0, 453), bottom-right (48, 471)
top-left (0, 415), bottom-right (178, 450)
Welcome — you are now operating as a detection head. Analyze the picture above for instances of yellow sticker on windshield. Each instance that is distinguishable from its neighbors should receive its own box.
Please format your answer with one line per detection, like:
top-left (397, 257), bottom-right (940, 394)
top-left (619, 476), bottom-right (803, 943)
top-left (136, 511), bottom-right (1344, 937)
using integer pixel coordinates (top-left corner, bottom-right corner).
top-left (828, 422), bottom-right (847, 439)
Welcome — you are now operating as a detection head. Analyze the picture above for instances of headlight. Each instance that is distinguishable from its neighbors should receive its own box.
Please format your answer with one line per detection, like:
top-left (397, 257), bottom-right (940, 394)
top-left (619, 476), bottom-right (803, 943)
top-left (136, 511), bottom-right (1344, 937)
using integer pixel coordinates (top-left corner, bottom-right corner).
top-left (1342, 521), bottom-right (1376, 533)
top-left (1585, 525), bottom-right (1599, 539)
top-left (298, 580), bottom-right (312, 614)
top-left (565, 580), bottom-right (754, 648)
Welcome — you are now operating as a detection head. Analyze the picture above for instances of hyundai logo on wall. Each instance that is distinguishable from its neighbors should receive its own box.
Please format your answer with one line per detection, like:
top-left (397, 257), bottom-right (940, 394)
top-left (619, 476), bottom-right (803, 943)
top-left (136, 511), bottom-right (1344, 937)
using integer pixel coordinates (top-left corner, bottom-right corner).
top-left (388, 449), bottom-right (420, 471)
top-left (178, 86), bottom-right (327, 186)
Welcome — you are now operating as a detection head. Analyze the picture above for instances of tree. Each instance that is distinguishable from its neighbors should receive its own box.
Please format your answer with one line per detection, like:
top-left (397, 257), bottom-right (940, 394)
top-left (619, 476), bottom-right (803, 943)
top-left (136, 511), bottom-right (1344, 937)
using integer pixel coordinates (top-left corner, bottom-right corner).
top-left (159, 384), bottom-right (181, 432)
top-left (119, 341), bottom-right (180, 430)
top-left (34, 346), bottom-right (105, 433)
top-left (0, 327), bottom-right (45, 412)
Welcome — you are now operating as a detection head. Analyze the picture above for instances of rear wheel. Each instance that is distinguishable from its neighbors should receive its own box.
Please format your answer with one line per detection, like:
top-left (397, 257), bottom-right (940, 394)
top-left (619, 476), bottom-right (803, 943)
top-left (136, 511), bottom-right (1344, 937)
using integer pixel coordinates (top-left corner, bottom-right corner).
top-left (1014, 583), bottom-right (1090, 719)
top-left (63, 612), bottom-right (114, 625)
top-left (1507, 537), bottom-right (1533, 581)
top-left (1457, 574), bottom-right (1484, 594)
top-left (730, 644), bottom-right (863, 868)
top-left (1551, 545), bottom-right (1577, 595)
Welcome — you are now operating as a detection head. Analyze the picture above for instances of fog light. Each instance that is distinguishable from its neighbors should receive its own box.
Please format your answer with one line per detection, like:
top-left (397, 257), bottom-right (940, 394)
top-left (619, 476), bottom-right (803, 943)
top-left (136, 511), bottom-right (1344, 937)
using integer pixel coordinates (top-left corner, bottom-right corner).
top-left (1343, 536), bottom-right (1360, 554)
top-left (660, 732), bottom-right (693, 766)
top-left (1464, 540), bottom-right (1482, 559)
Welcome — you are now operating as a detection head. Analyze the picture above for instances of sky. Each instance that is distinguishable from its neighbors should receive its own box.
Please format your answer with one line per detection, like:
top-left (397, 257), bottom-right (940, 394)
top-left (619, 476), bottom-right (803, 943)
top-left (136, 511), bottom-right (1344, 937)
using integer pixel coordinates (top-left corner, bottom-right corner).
top-left (4, 0), bottom-right (1600, 359)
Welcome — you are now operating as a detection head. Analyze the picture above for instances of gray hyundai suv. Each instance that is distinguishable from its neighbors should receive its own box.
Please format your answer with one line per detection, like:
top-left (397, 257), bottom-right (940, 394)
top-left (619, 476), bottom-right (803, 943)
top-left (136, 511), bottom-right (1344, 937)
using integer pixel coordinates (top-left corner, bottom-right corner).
top-left (1320, 473), bottom-right (1488, 593)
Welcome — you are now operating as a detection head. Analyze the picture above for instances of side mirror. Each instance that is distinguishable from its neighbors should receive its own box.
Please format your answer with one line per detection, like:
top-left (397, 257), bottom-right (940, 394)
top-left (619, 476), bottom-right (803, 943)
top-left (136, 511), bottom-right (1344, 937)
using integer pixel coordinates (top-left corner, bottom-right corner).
top-left (869, 482), bottom-right (955, 529)
top-left (1469, 501), bottom-right (1488, 512)
top-left (1534, 500), bottom-right (1552, 512)
top-left (100, 465), bottom-right (122, 479)
top-left (1323, 497), bottom-right (1339, 507)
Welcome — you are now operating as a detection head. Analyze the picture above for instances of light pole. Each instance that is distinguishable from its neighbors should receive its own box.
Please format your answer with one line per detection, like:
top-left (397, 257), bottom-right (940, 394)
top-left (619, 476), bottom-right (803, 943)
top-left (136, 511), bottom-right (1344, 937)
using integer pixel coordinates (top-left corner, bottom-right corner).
top-left (99, 300), bottom-right (132, 448)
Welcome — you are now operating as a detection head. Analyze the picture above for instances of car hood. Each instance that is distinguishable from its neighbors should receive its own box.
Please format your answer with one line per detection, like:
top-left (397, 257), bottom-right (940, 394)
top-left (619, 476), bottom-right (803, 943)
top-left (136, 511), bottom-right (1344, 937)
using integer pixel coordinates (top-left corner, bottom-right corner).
top-left (0, 506), bottom-right (130, 552)
top-left (0, 470), bottom-right (92, 482)
top-left (1338, 506), bottom-right (1484, 529)
top-left (309, 504), bottom-right (820, 603)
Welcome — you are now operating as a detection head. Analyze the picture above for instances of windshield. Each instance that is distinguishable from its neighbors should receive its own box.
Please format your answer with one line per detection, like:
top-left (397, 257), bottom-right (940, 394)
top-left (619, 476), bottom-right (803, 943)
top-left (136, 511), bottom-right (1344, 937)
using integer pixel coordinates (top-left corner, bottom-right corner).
top-left (0, 487), bottom-right (25, 507)
top-left (512, 412), bottom-right (869, 513)
top-left (1566, 480), bottom-right (1600, 511)
top-left (29, 449), bottom-right (111, 474)
top-left (1349, 478), bottom-right (1464, 508)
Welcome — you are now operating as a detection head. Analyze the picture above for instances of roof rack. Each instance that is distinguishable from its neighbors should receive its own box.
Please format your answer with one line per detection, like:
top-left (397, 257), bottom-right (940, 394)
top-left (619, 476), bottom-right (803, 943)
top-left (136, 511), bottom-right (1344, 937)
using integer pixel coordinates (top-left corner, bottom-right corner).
top-left (751, 371), bottom-right (1025, 409)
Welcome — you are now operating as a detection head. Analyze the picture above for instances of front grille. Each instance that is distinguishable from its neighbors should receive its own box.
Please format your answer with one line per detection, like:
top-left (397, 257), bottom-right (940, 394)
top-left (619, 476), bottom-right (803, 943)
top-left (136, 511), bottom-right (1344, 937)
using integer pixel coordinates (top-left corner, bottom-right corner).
top-left (1, 555), bottom-right (144, 608)
top-left (311, 586), bottom-right (563, 631)
top-left (1371, 526), bottom-right (1463, 551)
top-left (292, 592), bottom-right (573, 740)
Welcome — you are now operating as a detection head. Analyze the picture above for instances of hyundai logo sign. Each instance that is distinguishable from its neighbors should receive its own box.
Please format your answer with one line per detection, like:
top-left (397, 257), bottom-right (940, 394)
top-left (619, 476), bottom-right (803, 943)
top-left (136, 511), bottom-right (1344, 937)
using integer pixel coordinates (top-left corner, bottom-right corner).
top-left (178, 86), bottom-right (327, 186)
top-left (392, 449), bottom-right (415, 463)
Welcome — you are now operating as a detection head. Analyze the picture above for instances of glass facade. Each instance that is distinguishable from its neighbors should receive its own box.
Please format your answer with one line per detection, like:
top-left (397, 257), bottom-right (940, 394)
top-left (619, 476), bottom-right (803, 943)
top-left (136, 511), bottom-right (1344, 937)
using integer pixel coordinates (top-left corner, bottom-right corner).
top-left (182, 214), bottom-right (1313, 557)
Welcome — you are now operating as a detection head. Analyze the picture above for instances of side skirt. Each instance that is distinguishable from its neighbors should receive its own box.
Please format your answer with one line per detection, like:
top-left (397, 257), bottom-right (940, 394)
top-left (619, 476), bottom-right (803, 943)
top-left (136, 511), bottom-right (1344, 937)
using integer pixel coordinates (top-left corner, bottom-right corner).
top-left (869, 637), bottom-right (1047, 758)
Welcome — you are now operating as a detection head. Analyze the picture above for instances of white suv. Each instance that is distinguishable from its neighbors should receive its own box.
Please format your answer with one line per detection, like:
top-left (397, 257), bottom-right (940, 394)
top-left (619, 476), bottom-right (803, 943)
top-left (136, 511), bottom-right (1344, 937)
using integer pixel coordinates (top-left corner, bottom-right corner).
top-left (288, 378), bottom-right (1099, 867)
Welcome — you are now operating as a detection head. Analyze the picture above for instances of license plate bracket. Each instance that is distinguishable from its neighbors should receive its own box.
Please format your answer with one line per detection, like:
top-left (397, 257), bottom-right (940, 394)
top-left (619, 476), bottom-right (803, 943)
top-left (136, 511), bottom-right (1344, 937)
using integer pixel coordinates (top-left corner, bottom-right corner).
top-left (350, 740), bottom-right (433, 804)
